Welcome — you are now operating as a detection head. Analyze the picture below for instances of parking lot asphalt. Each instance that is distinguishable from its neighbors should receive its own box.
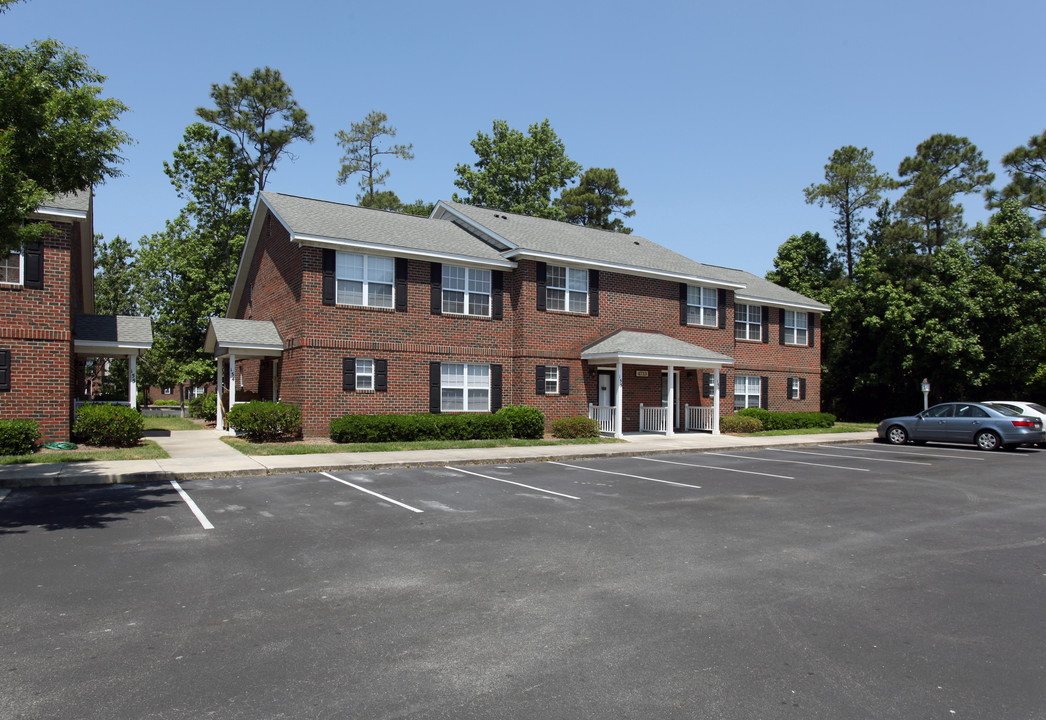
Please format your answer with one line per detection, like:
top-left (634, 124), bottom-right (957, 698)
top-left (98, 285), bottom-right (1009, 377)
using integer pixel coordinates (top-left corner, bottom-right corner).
top-left (2, 442), bottom-right (1045, 719)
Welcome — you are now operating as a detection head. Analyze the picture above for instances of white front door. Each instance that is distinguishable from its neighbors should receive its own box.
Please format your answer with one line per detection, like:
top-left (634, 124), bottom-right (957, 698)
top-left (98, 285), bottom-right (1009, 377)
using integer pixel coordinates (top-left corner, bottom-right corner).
top-left (598, 371), bottom-right (615, 407)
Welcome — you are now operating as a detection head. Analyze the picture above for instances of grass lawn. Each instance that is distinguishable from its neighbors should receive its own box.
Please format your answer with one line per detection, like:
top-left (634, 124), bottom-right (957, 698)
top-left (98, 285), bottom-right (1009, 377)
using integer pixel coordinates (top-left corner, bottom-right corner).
top-left (224, 436), bottom-right (620, 456)
top-left (741, 422), bottom-right (878, 437)
top-left (0, 439), bottom-right (169, 465)
top-left (143, 416), bottom-right (207, 432)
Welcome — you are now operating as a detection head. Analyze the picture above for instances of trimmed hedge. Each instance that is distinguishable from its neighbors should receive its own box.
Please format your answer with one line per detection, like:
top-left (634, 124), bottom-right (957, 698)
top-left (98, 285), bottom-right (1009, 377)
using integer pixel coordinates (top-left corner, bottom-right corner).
top-left (188, 392), bottom-right (218, 422)
top-left (0, 419), bottom-right (40, 455)
top-left (551, 416), bottom-right (600, 439)
top-left (73, 404), bottom-right (144, 447)
top-left (721, 415), bottom-right (763, 433)
top-left (494, 405), bottom-right (545, 439)
top-left (227, 401), bottom-right (302, 442)
top-left (735, 408), bottom-right (835, 430)
top-left (330, 413), bottom-right (512, 443)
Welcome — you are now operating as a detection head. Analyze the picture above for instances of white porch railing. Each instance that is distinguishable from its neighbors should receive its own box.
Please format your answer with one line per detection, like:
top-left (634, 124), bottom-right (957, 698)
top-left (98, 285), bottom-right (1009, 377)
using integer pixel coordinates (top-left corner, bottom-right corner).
top-left (588, 403), bottom-right (617, 435)
top-left (685, 404), bottom-right (716, 432)
top-left (639, 403), bottom-right (669, 433)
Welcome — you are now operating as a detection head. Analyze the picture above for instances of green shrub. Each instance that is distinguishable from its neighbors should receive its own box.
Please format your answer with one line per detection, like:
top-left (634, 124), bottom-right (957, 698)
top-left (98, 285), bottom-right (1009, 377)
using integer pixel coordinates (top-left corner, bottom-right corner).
top-left (188, 392), bottom-right (217, 422)
top-left (551, 416), bottom-right (600, 439)
top-left (152, 399), bottom-right (181, 407)
top-left (329, 413), bottom-right (513, 443)
top-left (0, 419), bottom-right (40, 455)
top-left (735, 408), bottom-right (835, 430)
top-left (73, 404), bottom-right (144, 447)
top-left (494, 405), bottom-right (546, 439)
top-left (227, 401), bottom-right (302, 442)
top-left (721, 415), bottom-right (763, 433)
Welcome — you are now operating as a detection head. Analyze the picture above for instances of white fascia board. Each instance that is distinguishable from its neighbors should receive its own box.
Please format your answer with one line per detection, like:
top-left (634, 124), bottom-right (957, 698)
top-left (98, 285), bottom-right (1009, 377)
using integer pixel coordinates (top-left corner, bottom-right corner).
top-left (431, 201), bottom-right (519, 251)
top-left (31, 207), bottom-right (88, 222)
top-left (733, 294), bottom-right (831, 313)
top-left (506, 249), bottom-right (747, 290)
top-left (580, 352), bottom-right (734, 368)
top-left (74, 340), bottom-right (152, 356)
top-left (213, 344), bottom-right (284, 359)
top-left (294, 234), bottom-right (517, 270)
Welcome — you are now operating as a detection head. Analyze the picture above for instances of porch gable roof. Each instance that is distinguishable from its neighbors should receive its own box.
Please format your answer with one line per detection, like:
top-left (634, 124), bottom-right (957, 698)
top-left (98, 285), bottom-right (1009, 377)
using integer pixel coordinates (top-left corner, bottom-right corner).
top-left (73, 314), bottom-right (153, 356)
top-left (580, 329), bottom-right (734, 368)
top-left (204, 318), bottom-right (283, 359)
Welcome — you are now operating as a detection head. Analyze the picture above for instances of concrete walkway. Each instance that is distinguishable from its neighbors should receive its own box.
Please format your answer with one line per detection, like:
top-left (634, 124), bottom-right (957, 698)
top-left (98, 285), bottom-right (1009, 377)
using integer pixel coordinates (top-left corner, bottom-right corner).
top-left (0, 428), bottom-right (879, 489)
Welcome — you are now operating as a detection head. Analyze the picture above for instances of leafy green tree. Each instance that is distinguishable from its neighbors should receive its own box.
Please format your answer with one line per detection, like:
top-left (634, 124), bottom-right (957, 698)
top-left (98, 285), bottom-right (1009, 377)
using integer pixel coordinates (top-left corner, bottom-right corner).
top-left (196, 66), bottom-right (313, 194)
top-left (93, 234), bottom-right (138, 315)
top-left (0, 40), bottom-right (131, 253)
top-left (765, 231), bottom-right (842, 304)
top-left (453, 119), bottom-right (581, 220)
top-left (896, 134), bottom-right (994, 253)
top-left (803, 146), bottom-right (893, 278)
top-left (988, 130), bottom-right (1046, 228)
top-left (335, 111), bottom-right (414, 205)
top-left (555, 167), bottom-right (635, 233)
top-left (0, 0), bottom-right (26, 13)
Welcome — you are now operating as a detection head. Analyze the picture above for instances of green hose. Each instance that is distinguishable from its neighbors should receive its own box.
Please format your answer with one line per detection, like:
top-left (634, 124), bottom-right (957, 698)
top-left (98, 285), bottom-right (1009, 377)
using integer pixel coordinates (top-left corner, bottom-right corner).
top-left (41, 441), bottom-right (78, 450)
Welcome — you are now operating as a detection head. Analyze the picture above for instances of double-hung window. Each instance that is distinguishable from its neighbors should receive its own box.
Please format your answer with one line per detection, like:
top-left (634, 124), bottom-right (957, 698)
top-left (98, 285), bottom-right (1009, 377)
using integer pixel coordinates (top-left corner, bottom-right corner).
top-left (547, 265), bottom-right (588, 313)
top-left (441, 363), bottom-right (490, 412)
top-left (443, 265), bottom-right (491, 316)
top-left (0, 251), bottom-right (22, 285)
top-left (687, 285), bottom-right (717, 326)
top-left (355, 359), bottom-right (375, 391)
top-left (734, 303), bottom-right (762, 341)
top-left (783, 310), bottom-right (808, 345)
top-left (336, 252), bottom-right (394, 308)
top-left (544, 365), bottom-right (559, 395)
top-left (788, 377), bottom-right (801, 400)
top-left (734, 376), bottom-right (761, 409)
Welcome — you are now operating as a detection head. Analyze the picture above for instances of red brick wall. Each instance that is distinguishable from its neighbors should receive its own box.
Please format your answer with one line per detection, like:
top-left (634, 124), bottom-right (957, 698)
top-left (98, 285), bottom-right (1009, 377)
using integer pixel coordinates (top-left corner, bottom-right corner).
top-left (0, 221), bottom-right (77, 442)
top-left (234, 210), bottom-right (823, 437)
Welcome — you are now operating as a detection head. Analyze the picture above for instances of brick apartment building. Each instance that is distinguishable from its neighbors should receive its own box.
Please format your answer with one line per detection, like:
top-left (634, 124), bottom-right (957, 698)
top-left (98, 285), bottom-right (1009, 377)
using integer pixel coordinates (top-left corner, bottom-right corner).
top-left (209, 192), bottom-right (829, 438)
top-left (0, 193), bottom-right (152, 443)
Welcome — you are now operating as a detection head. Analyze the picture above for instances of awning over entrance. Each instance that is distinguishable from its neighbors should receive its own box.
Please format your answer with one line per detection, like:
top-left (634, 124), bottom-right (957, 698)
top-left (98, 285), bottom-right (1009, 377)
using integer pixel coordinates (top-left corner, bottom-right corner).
top-left (204, 318), bottom-right (284, 433)
top-left (580, 329), bottom-right (734, 368)
top-left (73, 314), bottom-right (154, 409)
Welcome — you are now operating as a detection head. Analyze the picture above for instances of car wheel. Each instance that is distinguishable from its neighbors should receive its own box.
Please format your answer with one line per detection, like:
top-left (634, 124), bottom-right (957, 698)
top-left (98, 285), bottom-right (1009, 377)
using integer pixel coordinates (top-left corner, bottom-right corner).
top-left (887, 425), bottom-right (908, 445)
top-left (975, 430), bottom-right (1002, 451)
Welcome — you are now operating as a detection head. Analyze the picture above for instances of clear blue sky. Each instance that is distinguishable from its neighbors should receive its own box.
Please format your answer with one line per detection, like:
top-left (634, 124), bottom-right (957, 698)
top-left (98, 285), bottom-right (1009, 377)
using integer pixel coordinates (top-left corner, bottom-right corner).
top-left (5, 0), bottom-right (1045, 276)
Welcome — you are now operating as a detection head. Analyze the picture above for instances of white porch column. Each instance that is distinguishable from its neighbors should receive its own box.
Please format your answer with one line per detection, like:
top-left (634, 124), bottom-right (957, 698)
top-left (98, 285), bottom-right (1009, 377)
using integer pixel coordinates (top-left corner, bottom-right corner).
top-left (712, 368), bottom-right (721, 435)
top-left (229, 353), bottom-right (237, 408)
top-left (666, 364), bottom-right (675, 437)
top-left (128, 354), bottom-right (138, 409)
top-left (216, 358), bottom-right (224, 431)
top-left (614, 361), bottom-right (624, 439)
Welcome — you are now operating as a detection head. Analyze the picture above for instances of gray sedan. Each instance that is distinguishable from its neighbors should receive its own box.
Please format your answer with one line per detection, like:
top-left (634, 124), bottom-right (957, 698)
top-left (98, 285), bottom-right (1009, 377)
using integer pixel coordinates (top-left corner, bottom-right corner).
top-left (877, 401), bottom-right (1046, 450)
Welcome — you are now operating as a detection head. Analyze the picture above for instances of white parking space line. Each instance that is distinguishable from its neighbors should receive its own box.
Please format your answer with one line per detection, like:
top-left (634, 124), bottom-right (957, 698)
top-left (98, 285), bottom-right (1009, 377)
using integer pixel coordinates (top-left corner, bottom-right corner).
top-left (774, 448), bottom-right (932, 466)
top-left (549, 461), bottom-right (702, 490)
top-left (639, 456), bottom-right (794, 480)
top-left (446, 466), bottom-right (580, 500)
top-left (829, 445), bottom-right (986, 461)
top-left (711, 453), bottom-right (871, 472)
top-left (321, 472), bottom-right (424, 513)
top-left (170, 480), bottom-right (214, 530)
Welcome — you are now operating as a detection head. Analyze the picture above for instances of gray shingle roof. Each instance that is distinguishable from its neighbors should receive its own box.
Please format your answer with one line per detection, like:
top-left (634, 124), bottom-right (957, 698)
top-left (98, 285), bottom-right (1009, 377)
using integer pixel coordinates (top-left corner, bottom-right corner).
top-left (262, 192), bottom-right (509, 264)
top-left (73, 314), bottom-right (153, 346)
top-left (38, 191), bottom-right (91, 215)
top-left (205, 318), bottom-right (283, 356)
top-left (581, 330), bottom-right (734, 366)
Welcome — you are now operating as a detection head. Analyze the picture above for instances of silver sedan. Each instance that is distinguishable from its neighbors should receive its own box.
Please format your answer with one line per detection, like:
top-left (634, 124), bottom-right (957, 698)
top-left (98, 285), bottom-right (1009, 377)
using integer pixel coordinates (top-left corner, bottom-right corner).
top-left (877, 401), bottom-right (1046, 450)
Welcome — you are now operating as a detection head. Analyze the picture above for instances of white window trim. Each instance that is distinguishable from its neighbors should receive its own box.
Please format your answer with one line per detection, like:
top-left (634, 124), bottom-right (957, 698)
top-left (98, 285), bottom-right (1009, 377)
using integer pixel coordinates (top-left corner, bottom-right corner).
top-left (544, 365), bottom-right (559, 395)
top-left (783, 310), bottom-right (808, 345)
top-left (687, 285), bottom-right (718, 326)
top-left (336, 252), bottom-right (394, 308)
top-left (442, 265), bottom-right (491, 317)
top-left (0, 251), bottom-right (23, 286)
top-left (788, 377), bottom-right (801, 400)
top-left (440, 362), bottom-right (490, 413)
top-left (355, 358), bottom-right (375, 391)
top-left (547, 265), bottom-right (589, 314)
top-left (734, 303), bottom-right (762, 341)
top-left (734, 375), bottom-right (761, 409)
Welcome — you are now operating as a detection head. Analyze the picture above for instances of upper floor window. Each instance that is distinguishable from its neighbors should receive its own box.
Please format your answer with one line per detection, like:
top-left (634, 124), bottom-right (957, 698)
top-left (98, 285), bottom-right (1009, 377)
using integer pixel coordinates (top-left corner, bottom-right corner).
top-left (0, 252), bottom-right (22, 285)
top-left (687, 285), bottom-right (717, 326)
top-left (443, 265), bottom-right (491, 316)
top-left (783, 310), bottom-right (808, 345)
top-left (547, 265), bottom-right (588, 313)
top-left (336, 252), bottom-right (394, 308)
top-left (441, 362), bottom-right (490, 412)
top-left (734, 303), bottom-right (761, 341)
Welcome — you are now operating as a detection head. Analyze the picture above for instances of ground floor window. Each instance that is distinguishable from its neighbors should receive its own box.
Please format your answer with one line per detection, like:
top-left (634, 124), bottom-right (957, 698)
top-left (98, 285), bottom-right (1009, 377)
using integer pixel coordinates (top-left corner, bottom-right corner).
top-left (441, 362), bottom-right (489, 412)
top-left (355, 358), bottom-right (374, 391)
top-left (734, 376), bottom-right (761, 409)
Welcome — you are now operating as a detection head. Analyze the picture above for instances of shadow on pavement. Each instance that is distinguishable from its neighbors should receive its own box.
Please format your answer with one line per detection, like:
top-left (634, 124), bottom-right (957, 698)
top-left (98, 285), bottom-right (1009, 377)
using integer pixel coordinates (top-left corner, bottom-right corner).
top-left (0, 483), bottom-right (180, 534)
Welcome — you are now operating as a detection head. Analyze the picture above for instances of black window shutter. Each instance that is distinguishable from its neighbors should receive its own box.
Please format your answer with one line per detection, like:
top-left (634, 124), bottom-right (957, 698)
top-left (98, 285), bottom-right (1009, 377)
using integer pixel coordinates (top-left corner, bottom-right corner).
top-left (535, 365), bottom-right (546, 395)
top-left (780, 308), bottom-right (787, 345)
top-left (395, 258), bottom-right (408, 312)
top-left (429, 361), bottom-right (441, 413)
top-left (0, 349), bottom-right (10, 391)
top-left (23, 242), bottom-right (43, 289)
top-left (807, 312), bottom-right (816, 347)
top-left (761, 307), bottom-right (770, 344)
top-left (430, 262), bottom-right (442, 315)
top-left (760, 376), bottom-right (769, 409)
top-left (718, 289), bottom-right (727, 329)
top-left (491, 364), bottom-right (503, 412)
top-left (322, 249), bottom-right (336, 306)
top-left (588, 269), bottom-right (599, 316)
top-left (786, 377), bottom-right (794, 399)
top-left (492, 270), bottom-right (504, 320)
top-left (720, 372), bottom-right (727, 398)
top-left (560, 365), bottom-right (570, 396)
top-left (536, 262), bottom-right (547, 311)
top-left (342, 357), bottom-right (355, 391)
top-left (800, 378), bottom-right (807, 400)
top-left (375, 359), bottom-right (388, 392)
top-left (679, 283), bottom-right (689, 326)
top-left (702, 372), bottom-right (713, 398)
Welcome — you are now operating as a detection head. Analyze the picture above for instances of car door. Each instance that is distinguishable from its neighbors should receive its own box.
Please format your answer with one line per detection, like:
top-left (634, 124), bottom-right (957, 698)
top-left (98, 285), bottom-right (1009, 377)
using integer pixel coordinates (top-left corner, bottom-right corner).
top-left (913, 404), bottom-right (953, 441)
top-left (945, 404), bottom-right (989, 443)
